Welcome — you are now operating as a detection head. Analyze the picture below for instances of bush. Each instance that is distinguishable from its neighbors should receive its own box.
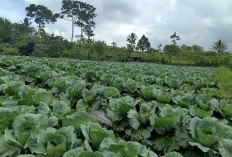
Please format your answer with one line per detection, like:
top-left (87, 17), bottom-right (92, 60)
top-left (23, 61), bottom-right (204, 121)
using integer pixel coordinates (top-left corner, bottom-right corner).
top-left (219, 55), bottom-right (231, 67)
top-left (47, 40), bottom-right (64, 58)
top-left (94, 41), bottom-right (106, 57)
top-left (14, 35), bottom-right (39, 56)
top-left (163, 45), bottom-right (181, 54)
top-left (32, 43), bottom-right (48, 57)
top-left (1, 47), bottom-right (19, 55)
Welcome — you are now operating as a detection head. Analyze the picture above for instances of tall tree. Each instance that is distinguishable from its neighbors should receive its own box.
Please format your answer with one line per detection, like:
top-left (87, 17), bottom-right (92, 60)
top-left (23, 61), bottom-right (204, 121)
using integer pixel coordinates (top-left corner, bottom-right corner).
top-left (83, 24), bottom-right (95, 39)
top-left (212, 40), bottom-right (228, 53)
top-left (25, 4), bottom-right (59, 35)
top-left (127, 32), bottom-right (138, 51)
top-left (157, 43), bottom-right (162, 52)
top-left (61, 0), bottom-right (97, 42)
top-left (137, 34), bottom-right (151, 52)
top-left (170, 32), bottom-right (180, 45)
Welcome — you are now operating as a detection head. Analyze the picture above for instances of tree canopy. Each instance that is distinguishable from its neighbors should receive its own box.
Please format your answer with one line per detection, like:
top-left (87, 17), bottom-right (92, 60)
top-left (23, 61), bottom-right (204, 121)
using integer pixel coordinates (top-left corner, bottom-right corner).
top-left (25, 4), bottom-right (59, 35)
top-left (170, 32), bottom-right (181, 45)
top-left (61, 0), bottom-right (97, 42)
top-left (212, 40), bottom-right (228, 53)
top-left (137, 34), bottom-right (151, 52)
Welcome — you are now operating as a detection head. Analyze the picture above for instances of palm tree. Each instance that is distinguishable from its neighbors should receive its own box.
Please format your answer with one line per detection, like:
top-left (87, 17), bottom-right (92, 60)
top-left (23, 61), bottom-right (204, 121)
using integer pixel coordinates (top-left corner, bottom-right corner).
top-left (127, 33), bottom-right (138, 50)
top-left (212, 40), bottom-right (228, 53)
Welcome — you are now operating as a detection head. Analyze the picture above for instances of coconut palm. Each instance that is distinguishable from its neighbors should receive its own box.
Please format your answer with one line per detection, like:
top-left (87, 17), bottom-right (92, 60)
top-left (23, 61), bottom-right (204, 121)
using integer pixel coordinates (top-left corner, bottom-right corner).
top-left (212, 40), bottom-right (228, 53)
top-left (127, 32), bottom-right (138, 51)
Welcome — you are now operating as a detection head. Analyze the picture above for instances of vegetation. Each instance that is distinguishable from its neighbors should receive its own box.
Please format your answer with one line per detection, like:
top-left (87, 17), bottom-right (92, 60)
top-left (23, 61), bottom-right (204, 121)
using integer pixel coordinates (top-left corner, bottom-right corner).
top-left (1, 15), bottom-right (232, 69)
top-left (0, 1), bottom-right (232, 157)
top-left (1, 1), bottom-right (232, 157)
top-left (212, 40), bottom-right (228, 53)
top-left (25, 4), bottom-right (59, 35)
top-left (127, 32), bottom-right (138, 52)
top-left (157, 44), bottom-right (162, 52)
top-left (137, 34), bottom-right (151, 52)
top-left (215, 67), bottom-right (232, 100)
top-left (170, 32), bottom-right (181, 45)
top-left (0, 0), bottom-right (231, 69)
top-left (60, 0), bottom-right (97, 41)
top-left (0, 55), bottom-right (232, 157)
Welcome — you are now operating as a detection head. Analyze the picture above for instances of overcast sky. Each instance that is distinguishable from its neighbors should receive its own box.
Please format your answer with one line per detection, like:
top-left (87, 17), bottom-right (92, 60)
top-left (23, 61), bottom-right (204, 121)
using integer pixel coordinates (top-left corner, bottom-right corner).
top-left (1, 0), bottom-right (232, 51)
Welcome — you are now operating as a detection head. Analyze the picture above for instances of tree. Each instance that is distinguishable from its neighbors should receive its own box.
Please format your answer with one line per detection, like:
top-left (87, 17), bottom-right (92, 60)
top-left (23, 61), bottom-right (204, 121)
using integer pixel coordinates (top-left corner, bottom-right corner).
top-left (83, 25), bottom-right (95, 39)
top-left (137, 34), bottom-right (151, 52)
top-left (181, 44), bottom-right (203, 53)
top-left (191, 44), bottom-right (203, 52)
top-left (25, 4), bottom-right (59, 35)
top-left (47, 39), bottom-right (64, 58)
top-left (61, 0), bottom-right (97, 42)
top-left (15, 35), bottom-right (38, 56)
top-left (170, 32), bottom-right (180, 45)
top-left (11, 18), bottom-right (34, 37)
top-left (19, 18), bottom-right (34, 35)
top-left (127, 32), bottom-right (137, 51)
top-left (212, 40), bottom-right (228, 53)
top-left (94, 41), bottom-right (106, 57)
top-left (164, 45), bottom-right (181, 54)
top-left (111, 42), bottom-right (117, 47)
top-left (181, 44), bottom-right (191, 51)
top-left (0, 17), bottom-right (13, 43)
top-left (157, 44), bottom-right (162, 52)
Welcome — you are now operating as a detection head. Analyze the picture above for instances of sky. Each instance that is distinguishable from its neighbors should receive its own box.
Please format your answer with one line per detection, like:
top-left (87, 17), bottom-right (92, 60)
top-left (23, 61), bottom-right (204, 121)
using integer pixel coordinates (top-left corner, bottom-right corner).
top-left (0, 0), bottom-right (232, 51)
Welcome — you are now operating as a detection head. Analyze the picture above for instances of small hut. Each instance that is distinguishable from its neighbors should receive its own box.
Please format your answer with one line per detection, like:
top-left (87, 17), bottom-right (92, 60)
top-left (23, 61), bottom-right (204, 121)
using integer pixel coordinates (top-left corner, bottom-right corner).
top-left (131, 56), bottom-right (141, 62)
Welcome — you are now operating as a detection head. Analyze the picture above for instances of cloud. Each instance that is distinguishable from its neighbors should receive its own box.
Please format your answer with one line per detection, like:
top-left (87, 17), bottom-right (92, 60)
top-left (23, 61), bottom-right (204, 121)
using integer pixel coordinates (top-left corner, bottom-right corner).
top-left (0, 0), bottom-right (27, 22)
top-left (44, 27), bottom-right (69, 39)
top-left (7, 0), bottom-right (232, 51)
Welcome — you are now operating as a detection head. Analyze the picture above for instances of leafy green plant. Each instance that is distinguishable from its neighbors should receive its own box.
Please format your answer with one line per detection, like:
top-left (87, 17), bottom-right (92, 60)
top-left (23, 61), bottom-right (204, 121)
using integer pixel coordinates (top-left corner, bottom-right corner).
top-left (189, 117), bottom-right (232, 152)
top-left (0, 55), bottom-right (230, 156)
top-left (150, 107), bottom-right (190, 135)
top-left (107, 96), bottom-right (135, 131)
top-left (29, 126), bottom-right (80, 156)
top-left (81, 122), bottom-right (114, 151)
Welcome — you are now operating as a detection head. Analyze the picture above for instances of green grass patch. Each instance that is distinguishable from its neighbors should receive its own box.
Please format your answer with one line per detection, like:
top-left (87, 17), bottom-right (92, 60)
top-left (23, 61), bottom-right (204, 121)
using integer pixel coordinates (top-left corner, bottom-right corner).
top-left (215, 67), bottom-right (232, 100)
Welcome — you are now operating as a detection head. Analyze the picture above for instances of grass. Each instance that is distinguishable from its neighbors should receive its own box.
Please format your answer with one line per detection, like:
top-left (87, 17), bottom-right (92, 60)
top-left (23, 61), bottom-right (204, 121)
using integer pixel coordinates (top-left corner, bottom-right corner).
top-left (215, 67), bottom-right (232, 101)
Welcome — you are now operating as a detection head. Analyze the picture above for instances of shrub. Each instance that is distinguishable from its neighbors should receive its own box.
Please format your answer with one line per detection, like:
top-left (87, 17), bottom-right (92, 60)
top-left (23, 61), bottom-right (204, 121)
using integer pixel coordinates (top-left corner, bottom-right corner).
top-left (1, 47), bottom-right (19, 55)
top-left (32, 43), bottom-right (48, 57)
top-left (163, 45), bottom-right (181, 54)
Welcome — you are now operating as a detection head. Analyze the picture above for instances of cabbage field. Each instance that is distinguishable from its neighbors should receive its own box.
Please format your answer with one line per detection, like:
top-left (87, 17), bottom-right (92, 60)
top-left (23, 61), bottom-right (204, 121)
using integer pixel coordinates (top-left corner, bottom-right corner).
top-left (0, 55), bottom-right (232, 157)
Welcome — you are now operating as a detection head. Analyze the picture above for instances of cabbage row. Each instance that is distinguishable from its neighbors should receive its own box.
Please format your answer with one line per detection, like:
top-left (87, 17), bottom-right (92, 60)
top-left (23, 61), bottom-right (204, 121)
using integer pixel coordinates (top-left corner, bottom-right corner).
top-left (0, 55), bottom-right (232, 157)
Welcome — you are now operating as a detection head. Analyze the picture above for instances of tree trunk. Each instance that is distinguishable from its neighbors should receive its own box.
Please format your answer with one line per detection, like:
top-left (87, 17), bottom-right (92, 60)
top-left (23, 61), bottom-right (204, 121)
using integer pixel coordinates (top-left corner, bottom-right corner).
top-left (81, 26), bottom-right (83, 41)
top-left (71, 16), bottom-right (74, 42)
top-left (38, 24), bottom-right (41, 36)
top-left (71, 0), bottom-right (74, 42)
